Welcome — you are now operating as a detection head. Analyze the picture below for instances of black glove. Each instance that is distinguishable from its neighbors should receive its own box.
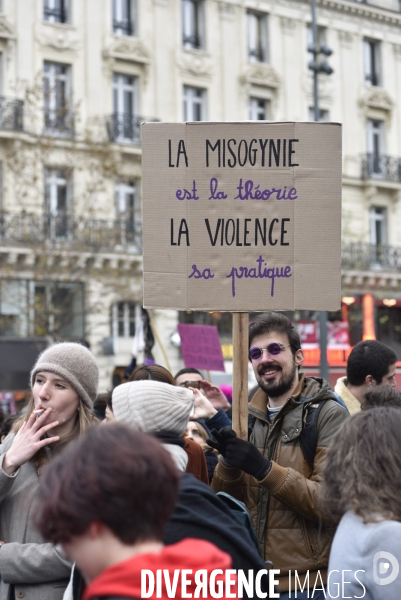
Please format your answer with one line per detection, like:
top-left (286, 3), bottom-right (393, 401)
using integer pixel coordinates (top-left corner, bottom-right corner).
top-left (208, 427), bottom-right (272, 480)
top-left (207, 426), bottom-right (236, 457)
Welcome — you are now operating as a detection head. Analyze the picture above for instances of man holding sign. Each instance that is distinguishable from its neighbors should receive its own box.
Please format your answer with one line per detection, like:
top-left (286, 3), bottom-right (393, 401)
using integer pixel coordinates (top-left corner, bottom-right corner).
top-left (210, 313), bottom-right (348, 599)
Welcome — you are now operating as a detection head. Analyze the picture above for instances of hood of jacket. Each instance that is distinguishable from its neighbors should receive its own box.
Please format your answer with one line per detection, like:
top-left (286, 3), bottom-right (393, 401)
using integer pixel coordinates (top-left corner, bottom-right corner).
top-left (83, 539), bottom-right (232, 600)
top-left (334, 376), bottom-right (361, 415)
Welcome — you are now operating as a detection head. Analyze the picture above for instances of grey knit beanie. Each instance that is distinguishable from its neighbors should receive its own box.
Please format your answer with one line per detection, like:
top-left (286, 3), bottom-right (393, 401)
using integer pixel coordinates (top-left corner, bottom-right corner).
top-left (30, 342), bottom-right (99, 409)
top-left (112, 380), bottom-right (194, 435)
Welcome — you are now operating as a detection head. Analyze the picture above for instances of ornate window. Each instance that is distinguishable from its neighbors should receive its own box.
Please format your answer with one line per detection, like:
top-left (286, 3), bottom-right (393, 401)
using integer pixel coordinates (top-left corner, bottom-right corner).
top-left (112, 0), bottom-right (136, 36)
top-left (182, 0), bottom-right (205, 50)
top-left (44, 168), bottom-right (72, 239)
top-left (249, 97), bottom-right (269, 120)
top-left (111, 73), bottom-right (139, 142)
top-left (43, 61), bottom-right (73, 136)
top-left (111, 301), bottom-right (136, 338)
top-left (364, 39), bottom-right (381, 87)
top-left (247, 11), bottom-right (268, 63)
top-left (44, 0), bottom-right (69, 24)
top-left (183, 85), bottom-right (207, 121)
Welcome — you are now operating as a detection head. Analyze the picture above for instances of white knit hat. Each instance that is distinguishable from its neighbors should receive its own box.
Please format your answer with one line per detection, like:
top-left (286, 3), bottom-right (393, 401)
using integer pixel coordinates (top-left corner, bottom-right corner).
top-left (31, 342), bottom-right (99, 409)
top-left (112, 380), bottom-right (194, 435)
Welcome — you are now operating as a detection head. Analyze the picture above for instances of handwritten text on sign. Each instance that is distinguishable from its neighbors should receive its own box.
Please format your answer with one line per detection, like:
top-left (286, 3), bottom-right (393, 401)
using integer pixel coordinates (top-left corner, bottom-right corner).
top-left (142, 122), bottom-right (342, 311)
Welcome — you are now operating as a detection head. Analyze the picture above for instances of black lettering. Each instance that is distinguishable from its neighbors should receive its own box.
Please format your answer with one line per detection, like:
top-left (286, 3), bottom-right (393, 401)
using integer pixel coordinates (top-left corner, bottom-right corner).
top-left (168, 140), bottom-right (174, 167)
top-left (281, 218), bottom-right (290, 245)
top-left (244, 219), bottom-right (251, 246)
top-left (249, 139), bottom-right (257, 166)
top-left (259, 139), bottom-right (268, 167)
top-left (235, 218), bottom-right (243, 246)
top-left (206, 139), bottom-right (221, 168)
top-left (269, 218), bottom-right (279, 246)
top-left (283, 139), bottom-right (287, 167)
top-left (177, 218), bottom-right (190, 246)
top-left (177, 140), bottom-right (188, 167)
top-left (227, 139), bottom-right (237, 168)
top-left (170, 218), bottom-right (177, 245)
top-left (269, 140), bottom-right (281, 167)
top-left (204, 219), bottom-right (221, 246)
top-left (238, 140), bottom-right (248, 167)
top-left (225, 219), bottom-right (235, 245)
top-left (255, 219), bottom-right (266, 245)
top-left (289, 139), bottom-right (299, 167)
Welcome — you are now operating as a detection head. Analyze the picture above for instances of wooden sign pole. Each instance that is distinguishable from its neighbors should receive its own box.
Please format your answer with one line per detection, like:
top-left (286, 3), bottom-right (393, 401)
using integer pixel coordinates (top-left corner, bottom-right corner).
top-left (232, 312), bottom-right (249, 440)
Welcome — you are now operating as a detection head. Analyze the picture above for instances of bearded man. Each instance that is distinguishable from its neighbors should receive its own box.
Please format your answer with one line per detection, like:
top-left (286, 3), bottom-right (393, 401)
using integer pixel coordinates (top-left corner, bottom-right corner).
top-left (210, 312), bottom-right (348, 600)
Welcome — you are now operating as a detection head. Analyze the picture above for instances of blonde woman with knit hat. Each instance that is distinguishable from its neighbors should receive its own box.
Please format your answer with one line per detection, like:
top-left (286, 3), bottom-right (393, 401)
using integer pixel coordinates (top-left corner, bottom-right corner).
top-left (0, 342), bottom-right (99, 600)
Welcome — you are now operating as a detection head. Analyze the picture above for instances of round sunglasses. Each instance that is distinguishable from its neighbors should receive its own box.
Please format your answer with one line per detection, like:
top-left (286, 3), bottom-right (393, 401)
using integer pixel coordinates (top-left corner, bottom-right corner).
top-left (248, 343), bottom-right (291, 361)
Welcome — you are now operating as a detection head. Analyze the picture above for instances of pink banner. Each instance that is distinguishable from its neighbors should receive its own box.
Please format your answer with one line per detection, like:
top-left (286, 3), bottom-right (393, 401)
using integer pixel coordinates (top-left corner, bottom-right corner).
top-left (178, 324), bottom-right (225, 372)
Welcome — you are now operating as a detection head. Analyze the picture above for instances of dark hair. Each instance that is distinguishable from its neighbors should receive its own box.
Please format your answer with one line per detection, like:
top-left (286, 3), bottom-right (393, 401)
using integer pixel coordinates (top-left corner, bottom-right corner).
top-left (362, 384), bottom-right (401, 410)
top-left (321, 408), bottom-right (401, 523)
top-left (0, 413), bottom-right (17, 441)
top-left (92, 392), bottom-right (112, 420)
top-left (346, 341), bottom-right (397, 386)
top-left (129, 364), bottom-right (176, 386)
top-left (249, 312), bottom-right (301, 356)
top-left (174, 367), bottom-right (203, 381)
top-left (35, 424), bottom-right (180, 544)
top-left (0, 406), bottom-right (6, 430)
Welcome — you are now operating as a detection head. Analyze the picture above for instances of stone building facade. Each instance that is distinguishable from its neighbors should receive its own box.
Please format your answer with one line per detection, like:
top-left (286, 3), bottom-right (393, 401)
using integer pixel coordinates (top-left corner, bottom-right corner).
top-left (0, 0), bottom-right (400, 394)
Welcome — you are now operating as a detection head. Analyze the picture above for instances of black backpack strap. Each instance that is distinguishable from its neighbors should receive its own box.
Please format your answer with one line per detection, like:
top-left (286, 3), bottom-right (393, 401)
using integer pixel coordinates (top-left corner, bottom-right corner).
top-left (299, 401), bottom-right (325, 470)
top-left (249, 401), bottom-right (326, 469)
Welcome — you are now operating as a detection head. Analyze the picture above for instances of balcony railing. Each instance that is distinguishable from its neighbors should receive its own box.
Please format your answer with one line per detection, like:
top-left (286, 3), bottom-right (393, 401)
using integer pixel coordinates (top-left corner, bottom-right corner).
top-left (44, 109), bottom-right (74, 137)
top-left (353, 0), bottom-right (401, 12)
top-left (0, 212), bottom-right (142, 252)
top-left (44, 6), bottom-right (68, 23)
top-left (113, 19), bottom-right (134, 36)
top-left (342, 242), bottom-right (401, 271)
top-left (361, 153), bottom-right (401, 182)
top-left (105, 113), bottom-right (159, 144)
top-left (0, 97), bottom-right (24, 131)
top-left (183, 34), bottom-right (202, 49)
top-left (248, 47), bottom-right (266, 62)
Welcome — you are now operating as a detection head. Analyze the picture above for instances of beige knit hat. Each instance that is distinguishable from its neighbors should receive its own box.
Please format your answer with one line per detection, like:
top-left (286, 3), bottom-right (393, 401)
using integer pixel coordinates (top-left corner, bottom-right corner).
top-left (112, 380), bottom-right (194, 435)
top-left (30, 342), bottom-right (99, 409)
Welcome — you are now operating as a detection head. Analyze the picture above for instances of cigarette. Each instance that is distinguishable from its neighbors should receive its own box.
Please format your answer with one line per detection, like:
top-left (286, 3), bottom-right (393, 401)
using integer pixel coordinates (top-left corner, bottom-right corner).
top-left (33, 409), bottom-right (45, 417)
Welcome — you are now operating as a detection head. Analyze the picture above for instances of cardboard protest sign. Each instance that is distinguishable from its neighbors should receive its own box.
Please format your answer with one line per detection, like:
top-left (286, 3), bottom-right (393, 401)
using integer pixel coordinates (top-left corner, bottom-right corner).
top-left (142, 122), bottom-right (342, 311)
top-left (177, 324), bottom-right (225, 371)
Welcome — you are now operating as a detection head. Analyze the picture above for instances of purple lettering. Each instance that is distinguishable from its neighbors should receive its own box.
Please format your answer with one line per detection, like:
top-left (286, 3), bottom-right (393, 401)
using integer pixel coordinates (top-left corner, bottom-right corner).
top-left (226, 257), bottom-right (292, 297)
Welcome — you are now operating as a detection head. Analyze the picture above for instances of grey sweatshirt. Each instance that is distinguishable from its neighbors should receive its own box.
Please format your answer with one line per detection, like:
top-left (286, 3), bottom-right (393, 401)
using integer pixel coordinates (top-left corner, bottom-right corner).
top-left (328, 510), bottom-right (401, 600)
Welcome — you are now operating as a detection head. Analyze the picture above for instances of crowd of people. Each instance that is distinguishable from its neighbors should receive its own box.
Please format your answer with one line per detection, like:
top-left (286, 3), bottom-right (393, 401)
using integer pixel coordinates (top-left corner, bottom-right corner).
top-left (0, 312), bottom-right (399, 600)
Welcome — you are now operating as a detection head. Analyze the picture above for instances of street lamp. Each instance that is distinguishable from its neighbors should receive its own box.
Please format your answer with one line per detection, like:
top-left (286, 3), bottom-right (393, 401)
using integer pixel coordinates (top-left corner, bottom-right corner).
top-left (308, 0), bottom-right (334, 382)
top-left (308, 0), bottom-right (334, 122)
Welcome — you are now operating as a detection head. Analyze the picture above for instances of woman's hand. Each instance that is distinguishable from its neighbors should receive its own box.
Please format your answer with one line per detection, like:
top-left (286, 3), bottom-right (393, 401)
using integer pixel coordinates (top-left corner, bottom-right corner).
top-left (189, 388), bottom-right (218, 420)
top-left (198, 379), bottom-right (231, 411)
top-left (2, 409), bottom-right (60, 475)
